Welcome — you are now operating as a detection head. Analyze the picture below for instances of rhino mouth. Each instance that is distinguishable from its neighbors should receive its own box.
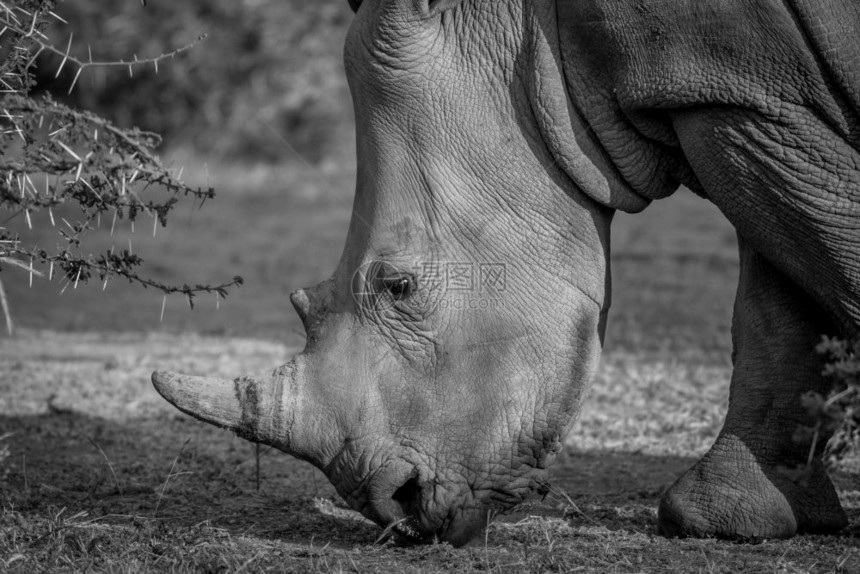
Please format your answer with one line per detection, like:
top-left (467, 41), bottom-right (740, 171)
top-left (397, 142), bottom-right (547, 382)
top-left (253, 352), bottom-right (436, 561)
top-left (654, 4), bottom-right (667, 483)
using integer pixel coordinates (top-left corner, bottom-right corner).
top-left (393, 518), bottom-right (427, 541)
top-left (376, 515), bottom-right (435, 545)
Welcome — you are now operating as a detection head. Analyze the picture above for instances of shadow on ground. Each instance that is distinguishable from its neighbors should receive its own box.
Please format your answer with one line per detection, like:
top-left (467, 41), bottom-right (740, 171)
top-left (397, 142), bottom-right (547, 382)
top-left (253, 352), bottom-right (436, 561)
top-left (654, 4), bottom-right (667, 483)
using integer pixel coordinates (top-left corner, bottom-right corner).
top-left (0, 408), bottom-right (704, 546)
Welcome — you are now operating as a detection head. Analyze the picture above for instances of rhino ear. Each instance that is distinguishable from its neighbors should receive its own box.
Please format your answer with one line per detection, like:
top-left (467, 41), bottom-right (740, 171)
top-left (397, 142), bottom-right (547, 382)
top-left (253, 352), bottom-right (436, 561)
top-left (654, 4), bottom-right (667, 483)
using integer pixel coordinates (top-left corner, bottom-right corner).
top-left (347, 0), bottom-right (362, 13)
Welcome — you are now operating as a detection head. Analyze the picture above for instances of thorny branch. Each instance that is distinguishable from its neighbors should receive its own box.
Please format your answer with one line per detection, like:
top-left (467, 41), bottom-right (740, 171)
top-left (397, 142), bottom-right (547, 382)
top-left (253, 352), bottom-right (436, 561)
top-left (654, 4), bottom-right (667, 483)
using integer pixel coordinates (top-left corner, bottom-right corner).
top-left (0, 0), bottom-right (241, 333)
top-left (0, 0), bottom-right (207, 94)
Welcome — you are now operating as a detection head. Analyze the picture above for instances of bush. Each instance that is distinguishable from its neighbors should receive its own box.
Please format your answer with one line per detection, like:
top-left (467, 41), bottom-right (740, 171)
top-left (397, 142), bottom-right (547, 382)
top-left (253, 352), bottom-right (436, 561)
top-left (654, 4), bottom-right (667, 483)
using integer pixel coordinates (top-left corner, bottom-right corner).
top-left (39, 0), bottom-right (354, 163)
top-left (796, 336), bottom-right (860, 473)
top-left (0, 0), bottom-right (241, 332)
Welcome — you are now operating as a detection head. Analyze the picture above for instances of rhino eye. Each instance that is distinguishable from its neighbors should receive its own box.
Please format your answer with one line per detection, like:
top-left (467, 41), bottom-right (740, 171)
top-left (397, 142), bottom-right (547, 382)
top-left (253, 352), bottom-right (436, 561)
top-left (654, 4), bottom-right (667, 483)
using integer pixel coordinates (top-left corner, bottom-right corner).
top-left (382, 275), bottom-right (413, 301)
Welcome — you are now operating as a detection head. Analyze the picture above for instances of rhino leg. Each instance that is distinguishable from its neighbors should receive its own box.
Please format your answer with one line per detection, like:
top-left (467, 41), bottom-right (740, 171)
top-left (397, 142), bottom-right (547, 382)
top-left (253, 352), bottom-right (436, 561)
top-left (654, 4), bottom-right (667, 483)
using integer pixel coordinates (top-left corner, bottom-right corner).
top-left (658, 239), bottom-right (847, 539)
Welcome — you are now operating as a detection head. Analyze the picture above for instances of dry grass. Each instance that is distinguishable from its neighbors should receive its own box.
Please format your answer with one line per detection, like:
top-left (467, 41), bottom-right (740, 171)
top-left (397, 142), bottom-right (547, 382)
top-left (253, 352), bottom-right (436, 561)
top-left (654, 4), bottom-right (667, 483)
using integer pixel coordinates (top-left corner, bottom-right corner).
top-left (574, 352), bottom-right (731, 457)
top-left (3, 507), bottom-right (856, 573)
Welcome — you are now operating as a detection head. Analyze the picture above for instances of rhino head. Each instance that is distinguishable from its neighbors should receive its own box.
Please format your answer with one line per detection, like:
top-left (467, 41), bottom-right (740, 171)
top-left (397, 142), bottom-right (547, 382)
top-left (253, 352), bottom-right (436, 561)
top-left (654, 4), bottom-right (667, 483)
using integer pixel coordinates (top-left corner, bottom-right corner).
top-left (153, 0), bottom-right (639, 546)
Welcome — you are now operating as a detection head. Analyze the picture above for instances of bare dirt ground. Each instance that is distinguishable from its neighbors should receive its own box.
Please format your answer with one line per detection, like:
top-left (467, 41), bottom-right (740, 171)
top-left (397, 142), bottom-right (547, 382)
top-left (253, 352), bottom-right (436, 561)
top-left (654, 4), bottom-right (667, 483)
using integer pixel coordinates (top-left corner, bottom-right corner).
top-left (0, 175), bottom-right (858, 571)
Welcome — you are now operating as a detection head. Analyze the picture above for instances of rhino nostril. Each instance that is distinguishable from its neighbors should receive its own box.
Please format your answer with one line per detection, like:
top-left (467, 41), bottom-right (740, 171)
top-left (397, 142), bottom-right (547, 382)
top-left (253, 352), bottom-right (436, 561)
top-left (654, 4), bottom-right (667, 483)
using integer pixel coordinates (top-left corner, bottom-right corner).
top-left (392, 475), bottom-right (422, 518)
top-left (389, 474), bottom-right (433, 543)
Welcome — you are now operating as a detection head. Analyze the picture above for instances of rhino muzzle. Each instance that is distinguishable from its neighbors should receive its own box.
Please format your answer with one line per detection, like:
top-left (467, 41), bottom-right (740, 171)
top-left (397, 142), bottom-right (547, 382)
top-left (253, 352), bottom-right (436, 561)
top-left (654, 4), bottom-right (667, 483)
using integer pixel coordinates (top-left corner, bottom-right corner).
top-left (152, 363), bottom-right (495, 546)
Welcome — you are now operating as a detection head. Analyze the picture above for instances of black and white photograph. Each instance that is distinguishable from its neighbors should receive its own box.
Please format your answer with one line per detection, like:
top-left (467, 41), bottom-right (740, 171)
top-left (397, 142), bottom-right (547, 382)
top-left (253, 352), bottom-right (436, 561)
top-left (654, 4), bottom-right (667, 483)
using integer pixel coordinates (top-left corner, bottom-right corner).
top-left (0, 0), bottom-right (858, 571)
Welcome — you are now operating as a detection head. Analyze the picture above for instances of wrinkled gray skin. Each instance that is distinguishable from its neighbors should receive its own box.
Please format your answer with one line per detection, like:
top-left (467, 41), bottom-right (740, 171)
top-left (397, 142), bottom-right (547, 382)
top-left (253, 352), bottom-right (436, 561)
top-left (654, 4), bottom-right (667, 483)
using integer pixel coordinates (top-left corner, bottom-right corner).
top-left (153, 0), bottom-right (860, 546)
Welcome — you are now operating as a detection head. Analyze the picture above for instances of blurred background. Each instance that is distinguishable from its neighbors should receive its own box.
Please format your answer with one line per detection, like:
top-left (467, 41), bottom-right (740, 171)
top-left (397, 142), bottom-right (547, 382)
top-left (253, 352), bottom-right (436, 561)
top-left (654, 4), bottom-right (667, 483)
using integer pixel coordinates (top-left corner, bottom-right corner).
top-left (4, 0), bottom-right (738, 359)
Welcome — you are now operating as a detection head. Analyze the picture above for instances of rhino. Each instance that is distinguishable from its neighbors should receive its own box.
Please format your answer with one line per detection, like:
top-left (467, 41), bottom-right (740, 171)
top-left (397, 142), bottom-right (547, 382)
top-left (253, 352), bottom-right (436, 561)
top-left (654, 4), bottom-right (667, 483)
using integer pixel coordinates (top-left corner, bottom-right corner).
top-left (152, 0), bottom-right (859, 546)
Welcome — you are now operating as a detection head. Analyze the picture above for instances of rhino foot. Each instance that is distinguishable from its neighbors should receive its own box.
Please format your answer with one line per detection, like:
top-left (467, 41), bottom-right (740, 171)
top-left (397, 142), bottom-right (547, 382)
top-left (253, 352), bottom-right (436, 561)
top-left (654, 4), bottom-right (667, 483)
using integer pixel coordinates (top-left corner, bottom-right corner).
top-left (657, 434), bottom-right (847, 540)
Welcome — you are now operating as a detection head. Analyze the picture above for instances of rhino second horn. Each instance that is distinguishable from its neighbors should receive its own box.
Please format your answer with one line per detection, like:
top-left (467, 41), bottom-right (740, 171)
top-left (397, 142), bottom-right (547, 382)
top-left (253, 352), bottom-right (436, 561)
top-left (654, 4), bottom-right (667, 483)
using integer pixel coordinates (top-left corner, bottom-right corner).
top-left (291, 288), bottom-right (311, 326)
top-left (151, 370), bottom-right (291, 448)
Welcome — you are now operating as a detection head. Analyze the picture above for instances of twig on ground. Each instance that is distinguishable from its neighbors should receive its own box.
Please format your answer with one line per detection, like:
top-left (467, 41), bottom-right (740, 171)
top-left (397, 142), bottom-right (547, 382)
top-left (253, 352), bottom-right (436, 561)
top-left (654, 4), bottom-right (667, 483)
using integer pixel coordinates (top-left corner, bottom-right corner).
top-left (87, 436), bottom-right (122, 496)
top-left (154, 438), bottom-right (191, 517)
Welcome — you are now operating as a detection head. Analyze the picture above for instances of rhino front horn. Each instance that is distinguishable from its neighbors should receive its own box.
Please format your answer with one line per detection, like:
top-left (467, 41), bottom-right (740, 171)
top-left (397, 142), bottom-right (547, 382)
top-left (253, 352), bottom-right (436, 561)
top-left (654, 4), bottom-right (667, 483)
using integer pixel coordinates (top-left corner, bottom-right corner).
top-left (151, 362), bottom-right (325, 463)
